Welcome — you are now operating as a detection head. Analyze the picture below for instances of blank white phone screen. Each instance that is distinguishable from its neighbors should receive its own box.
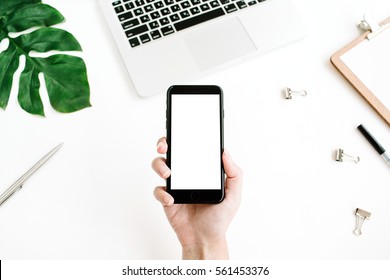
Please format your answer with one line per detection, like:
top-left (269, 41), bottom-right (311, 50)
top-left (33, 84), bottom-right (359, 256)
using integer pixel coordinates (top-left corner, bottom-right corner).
top-left (170, 94), bottom-right (221, 190)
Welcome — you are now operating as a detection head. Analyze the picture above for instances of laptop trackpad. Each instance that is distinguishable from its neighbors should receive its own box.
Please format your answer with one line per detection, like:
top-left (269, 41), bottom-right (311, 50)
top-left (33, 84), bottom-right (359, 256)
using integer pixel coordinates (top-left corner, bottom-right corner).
top-left (183, 17), bottom-right (257, 70)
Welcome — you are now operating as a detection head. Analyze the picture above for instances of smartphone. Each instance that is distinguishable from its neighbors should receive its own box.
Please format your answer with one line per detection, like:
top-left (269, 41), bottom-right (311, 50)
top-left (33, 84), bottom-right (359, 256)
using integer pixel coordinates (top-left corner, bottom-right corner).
top-left (166, 85), bottom-right (225, 204)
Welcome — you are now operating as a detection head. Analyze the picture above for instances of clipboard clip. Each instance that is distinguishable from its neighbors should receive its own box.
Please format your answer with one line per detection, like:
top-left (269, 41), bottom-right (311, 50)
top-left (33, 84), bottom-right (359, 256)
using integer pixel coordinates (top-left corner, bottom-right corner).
top-left (357, 14), bottom-right (390, 40)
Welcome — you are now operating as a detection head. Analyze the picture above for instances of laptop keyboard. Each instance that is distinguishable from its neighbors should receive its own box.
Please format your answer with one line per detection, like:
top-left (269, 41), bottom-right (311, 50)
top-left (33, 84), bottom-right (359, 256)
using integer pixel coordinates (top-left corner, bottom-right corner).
top-left (111, 0), bottom-right (268, 48)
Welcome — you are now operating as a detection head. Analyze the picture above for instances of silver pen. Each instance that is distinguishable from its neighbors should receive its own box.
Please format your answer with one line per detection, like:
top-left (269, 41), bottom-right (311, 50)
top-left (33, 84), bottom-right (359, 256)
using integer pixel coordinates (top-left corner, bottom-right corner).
top-left (0, 143), bottom-right (63, 206)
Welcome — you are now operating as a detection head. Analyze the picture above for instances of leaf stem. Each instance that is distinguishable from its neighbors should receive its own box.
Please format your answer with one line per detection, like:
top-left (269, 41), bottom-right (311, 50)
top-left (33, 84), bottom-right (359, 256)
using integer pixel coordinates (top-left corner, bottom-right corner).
top-left (4, 29), bottom-right (43, 72)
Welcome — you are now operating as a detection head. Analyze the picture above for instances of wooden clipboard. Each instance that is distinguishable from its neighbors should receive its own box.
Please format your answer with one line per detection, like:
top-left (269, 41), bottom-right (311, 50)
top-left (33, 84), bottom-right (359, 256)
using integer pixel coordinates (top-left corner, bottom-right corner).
top-left (331, 16), bottom-right (390, 126)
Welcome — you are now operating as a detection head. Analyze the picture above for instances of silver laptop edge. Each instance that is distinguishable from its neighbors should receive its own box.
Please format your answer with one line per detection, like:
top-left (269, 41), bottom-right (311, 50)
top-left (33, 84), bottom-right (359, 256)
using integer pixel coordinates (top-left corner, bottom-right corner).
top-left (99, 0), bottom-right (307, 97)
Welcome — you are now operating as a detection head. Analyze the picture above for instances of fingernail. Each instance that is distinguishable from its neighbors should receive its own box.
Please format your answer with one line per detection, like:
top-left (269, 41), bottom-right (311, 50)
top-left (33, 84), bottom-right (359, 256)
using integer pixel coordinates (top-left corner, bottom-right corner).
top-left (157, 141), bottom-right (164, 149)
top-left (163, 196), bottom-right (173, 206)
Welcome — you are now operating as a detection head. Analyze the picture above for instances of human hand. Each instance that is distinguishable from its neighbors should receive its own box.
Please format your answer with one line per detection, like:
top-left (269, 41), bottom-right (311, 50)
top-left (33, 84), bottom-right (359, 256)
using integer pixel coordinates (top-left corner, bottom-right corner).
top-left (152, 137), bottom-right (243, 259)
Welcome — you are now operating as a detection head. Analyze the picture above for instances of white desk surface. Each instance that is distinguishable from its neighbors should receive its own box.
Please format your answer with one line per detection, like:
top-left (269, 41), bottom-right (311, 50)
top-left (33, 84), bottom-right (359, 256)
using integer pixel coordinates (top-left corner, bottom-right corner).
top-left (1, 0), bottom-right (390, 260)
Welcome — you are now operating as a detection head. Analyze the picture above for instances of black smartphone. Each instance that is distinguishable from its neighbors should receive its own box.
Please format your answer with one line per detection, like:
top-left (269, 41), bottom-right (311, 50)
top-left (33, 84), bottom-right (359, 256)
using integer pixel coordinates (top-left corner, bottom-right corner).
top-left (166, 85), bottom-right (225, 204)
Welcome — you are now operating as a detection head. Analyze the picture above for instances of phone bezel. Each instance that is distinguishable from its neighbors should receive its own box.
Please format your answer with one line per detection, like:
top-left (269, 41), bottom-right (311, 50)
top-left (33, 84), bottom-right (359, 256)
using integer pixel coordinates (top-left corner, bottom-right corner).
top-left (166, 85), bottom-right (225, 204)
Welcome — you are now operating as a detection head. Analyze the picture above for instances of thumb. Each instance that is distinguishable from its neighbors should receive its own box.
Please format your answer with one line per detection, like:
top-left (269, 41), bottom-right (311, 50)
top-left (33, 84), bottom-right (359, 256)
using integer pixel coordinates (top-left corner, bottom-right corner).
top-left (222, 151), bottom-right (243, 196)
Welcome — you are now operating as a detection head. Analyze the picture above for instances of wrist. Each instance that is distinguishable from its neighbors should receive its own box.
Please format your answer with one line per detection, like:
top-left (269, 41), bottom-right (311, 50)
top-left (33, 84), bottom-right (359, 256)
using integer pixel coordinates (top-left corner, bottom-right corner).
top-left (181, 236), bottom-right (229, 260)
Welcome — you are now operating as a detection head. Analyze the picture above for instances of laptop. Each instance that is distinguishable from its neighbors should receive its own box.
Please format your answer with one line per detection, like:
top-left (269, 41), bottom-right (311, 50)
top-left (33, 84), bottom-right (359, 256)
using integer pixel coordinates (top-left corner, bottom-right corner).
top-left (99, 0), bottom-right (307, 97)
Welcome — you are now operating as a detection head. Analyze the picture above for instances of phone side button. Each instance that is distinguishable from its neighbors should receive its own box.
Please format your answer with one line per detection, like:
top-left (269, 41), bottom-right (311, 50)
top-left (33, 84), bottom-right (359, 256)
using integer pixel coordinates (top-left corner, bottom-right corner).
top-left (191, 191), bottom-right (200, 202)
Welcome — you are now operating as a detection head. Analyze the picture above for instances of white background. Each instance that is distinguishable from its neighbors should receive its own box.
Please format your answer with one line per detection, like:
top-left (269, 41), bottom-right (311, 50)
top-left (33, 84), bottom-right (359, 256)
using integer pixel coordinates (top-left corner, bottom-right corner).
top-left (170, 94), bottom-right (221, 190)
top-left (1, 0), bottom-right (390, 260)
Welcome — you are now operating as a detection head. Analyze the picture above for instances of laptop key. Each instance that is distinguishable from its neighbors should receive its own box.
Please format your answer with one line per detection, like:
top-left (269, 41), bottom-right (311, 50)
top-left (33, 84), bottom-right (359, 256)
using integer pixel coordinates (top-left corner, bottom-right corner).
top-left (129, 37), bottom-right (141, 47)
top-left (180, 10), bottom-right (190, 19)
top-left (151, 30), bottom-right (162, 39)
top-left (160, 17), bottom-right (170, 25)
top-left (161, 25), bottom-right (175, 36)
top-left (125, 24), bottom-right (149, 37)
top-left (236, 0), bottom-right (247, 9)
top-left (122, 18), bottom-right (140, 29)
top-left (210, 1), bottom-right (220, 7)
top-left (171, 4), bottom-right (181, 12)
top-left (190, 7), bottom-right (200, 15)
top-left (200, 4), bottom-right (210, 11)
top-left (144, 4), bottom-right (154, 12)
top-left (125, 2), bottom-right (135, 9)
top-left (154, 1), bottom-right (164, 9)
top-left (151, 11), bottom-right (161, 19)
top-left (140, 15), bottom-right (151, 22)
top-left (161, 8), bottom-right (171, 15)
top-left (149, 21), bottom-right (160, 29)
top-left (224, 3), bottom-right (237, 13)
top-left (115, 6), bottom-right (125, 14)
top-left (248, 1), bottom-right (257, 5)
top-left (140, 34), bottom-right (151, 43)
top-left (169, 13), bottom-right (180, 22)
top-left (118, 11), bottom-right (134, 21)
top-left (134, 8), bottom-right (144, 15)
top-left (174, 7), bottom-right (225, 31)
top-left (135, 0), bottom-right (146, 6)
top-left (112, 1), bottom-right (121, 6)
top-left (181, 1), bottom-right (191, 9)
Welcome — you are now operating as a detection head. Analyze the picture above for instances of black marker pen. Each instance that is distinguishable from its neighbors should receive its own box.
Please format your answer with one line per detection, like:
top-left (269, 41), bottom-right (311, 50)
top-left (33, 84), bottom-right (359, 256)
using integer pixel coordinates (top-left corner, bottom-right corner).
top-left (358, 124), bottom-right (390, 167)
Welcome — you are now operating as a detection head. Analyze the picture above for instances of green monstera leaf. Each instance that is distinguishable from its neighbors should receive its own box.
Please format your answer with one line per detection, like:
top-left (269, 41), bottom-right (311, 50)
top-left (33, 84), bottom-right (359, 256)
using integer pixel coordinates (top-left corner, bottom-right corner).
top-left (0, 0), bottom-right (91, 116)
